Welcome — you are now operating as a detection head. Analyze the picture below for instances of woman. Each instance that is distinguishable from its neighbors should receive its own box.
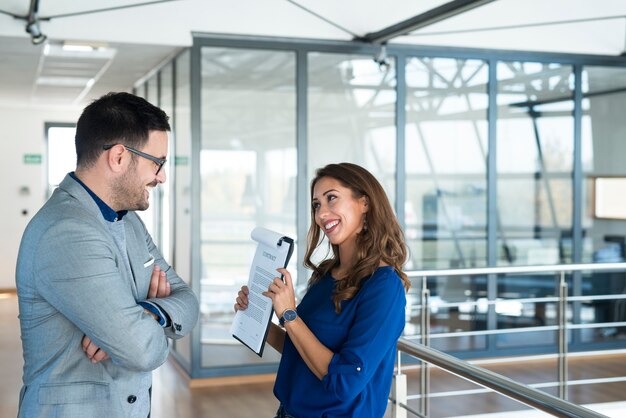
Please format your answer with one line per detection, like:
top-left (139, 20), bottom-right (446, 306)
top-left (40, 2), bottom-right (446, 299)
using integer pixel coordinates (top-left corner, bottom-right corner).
top-left (235, 162), bottom-right (410, 418)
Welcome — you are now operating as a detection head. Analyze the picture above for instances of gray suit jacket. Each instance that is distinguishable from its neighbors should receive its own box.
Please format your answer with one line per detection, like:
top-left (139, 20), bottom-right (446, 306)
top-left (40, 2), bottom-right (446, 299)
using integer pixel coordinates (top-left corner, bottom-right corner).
top-left (16, 174), bottom-right (199, 418)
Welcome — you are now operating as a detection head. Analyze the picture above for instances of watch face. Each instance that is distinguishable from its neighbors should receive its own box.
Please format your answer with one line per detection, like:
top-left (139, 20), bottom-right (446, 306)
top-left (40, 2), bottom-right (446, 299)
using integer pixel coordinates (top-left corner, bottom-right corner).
top-left (283, 309), bottom-right (297, 322)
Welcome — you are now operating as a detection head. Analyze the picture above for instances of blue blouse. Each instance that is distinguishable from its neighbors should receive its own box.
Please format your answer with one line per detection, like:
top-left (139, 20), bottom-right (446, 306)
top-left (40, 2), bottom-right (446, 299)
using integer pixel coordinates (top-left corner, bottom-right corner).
top-left (274, 266), bottom-right (406, 418)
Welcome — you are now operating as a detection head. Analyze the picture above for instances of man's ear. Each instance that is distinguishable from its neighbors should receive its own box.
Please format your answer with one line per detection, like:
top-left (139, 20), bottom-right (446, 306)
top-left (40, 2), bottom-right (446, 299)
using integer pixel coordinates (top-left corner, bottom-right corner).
top-left (105, 144), bottom-right (126, 173)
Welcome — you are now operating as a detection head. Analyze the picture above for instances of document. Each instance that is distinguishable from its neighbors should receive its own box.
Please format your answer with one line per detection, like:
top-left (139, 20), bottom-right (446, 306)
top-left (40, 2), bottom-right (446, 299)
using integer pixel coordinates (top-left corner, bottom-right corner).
top-left (230, 227), bottom-right (294, 356)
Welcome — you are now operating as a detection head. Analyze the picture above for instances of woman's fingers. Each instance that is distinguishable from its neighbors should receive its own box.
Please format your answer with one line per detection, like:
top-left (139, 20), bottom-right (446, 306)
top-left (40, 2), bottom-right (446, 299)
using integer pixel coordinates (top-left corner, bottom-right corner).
top-left (277, 268), bottom-right (292, 289)
top-left (234, 286), bottom-right (250, 311)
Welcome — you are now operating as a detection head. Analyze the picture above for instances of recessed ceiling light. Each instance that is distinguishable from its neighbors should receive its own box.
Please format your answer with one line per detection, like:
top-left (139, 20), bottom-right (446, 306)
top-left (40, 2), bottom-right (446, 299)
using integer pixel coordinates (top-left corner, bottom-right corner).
top-left (36, 76), bottom-right (93, 87)
top-left (63, 40), bottom-right (109, 51)
top-left (44, 42), bottom-right (116, 59)
top-left (63, 44), bottom-right (94, 53)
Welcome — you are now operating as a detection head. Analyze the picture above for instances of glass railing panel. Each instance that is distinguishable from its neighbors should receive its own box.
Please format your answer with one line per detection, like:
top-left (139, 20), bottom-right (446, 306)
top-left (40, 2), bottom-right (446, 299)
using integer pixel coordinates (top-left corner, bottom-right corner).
top-left (396, 361), bottom-right (554, 417)
top-left (430, 334), bottom-right (488, 353)
top-left (578, 270), bottom-right (626, 344)
top-left (405, 274), bottom-right (489, 353)
top-left (394, 338), bottom-right (613, 418)
top-left (400, 264), bottom-right (626, 417)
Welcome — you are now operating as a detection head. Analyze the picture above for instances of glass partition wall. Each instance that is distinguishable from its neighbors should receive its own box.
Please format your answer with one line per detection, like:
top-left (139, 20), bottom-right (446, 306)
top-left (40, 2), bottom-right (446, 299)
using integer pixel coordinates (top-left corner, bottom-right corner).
top-left (405, 57), bottom-right (489, 271)
top-left (135, 36), bottom-right (626, 378)
top-left (197, 47), bottom-right (296, 371)
top-left (308, 52), bottom-right (398, 269)
top-left (494, 63), bottom-right (576, 354)
top-left (405, 57), bottom-right (490, 352)
top-left (580, 66), bottom-right (626, 346)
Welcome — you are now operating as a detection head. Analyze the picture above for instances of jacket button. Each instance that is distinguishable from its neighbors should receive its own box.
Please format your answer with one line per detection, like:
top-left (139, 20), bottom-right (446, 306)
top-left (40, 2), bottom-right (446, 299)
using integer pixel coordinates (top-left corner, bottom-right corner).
top-left (127, 395), bottom-right (137, 404)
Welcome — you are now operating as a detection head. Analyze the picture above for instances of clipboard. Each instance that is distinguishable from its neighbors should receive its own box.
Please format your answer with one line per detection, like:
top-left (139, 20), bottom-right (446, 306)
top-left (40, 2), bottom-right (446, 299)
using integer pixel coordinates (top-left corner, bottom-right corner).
top-left (230, 227), bottom-right (294, 356)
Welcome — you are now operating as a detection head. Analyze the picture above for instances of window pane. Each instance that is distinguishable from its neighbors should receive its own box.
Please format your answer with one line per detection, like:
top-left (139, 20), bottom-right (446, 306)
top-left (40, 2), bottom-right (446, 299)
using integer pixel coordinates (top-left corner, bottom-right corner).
top-left (199, 47), bottom-right (296, 368)
top-left (174, 50), bottom-right (192, 284)
top-left (47, 126), bottom-right (76, 196)
top-left (137, 74), bottom-right (160, 237)
top-left (308, 52), bottom-right (397, 266)
top-left (405, 57), bottom-right (488, 271)
top-left (580, 65), bottom-right (626, 345)
top-left (497, 62), bottom-right (574, 266)
top-left (308, 52), bottom-right (396, 198)
top-left (160, 64), bottom-right (174, 264)
top-left (172, 50), bottom-right (192, 365)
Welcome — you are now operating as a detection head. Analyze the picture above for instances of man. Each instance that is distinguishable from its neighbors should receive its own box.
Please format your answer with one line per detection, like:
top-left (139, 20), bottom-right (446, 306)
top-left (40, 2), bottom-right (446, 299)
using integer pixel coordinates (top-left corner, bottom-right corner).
top-left (16, 92), bottom-right (199, 418)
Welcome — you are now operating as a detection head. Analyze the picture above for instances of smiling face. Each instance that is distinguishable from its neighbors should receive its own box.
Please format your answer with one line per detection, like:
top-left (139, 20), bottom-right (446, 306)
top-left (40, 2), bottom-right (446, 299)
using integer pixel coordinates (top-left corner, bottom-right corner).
top-left (112, 130), bottom-right (168, 211)
top-left (312, 176), bottom-right (368, 250)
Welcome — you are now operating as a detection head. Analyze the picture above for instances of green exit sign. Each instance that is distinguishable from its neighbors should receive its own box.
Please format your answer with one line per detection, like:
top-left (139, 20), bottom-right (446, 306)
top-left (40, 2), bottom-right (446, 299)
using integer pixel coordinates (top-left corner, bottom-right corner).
top-left (24, 154), bottom-right (42, 164)
top-left (175, 156), bottom-right (189, 166)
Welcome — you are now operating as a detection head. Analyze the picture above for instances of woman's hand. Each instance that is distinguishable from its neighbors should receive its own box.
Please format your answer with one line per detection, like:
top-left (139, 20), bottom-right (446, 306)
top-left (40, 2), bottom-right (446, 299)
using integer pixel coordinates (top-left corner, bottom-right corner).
top-left (234, 285), bottom-right (249, 312)
top-left (263, 268), bottom-right (296, 317)
top-left (265, 268), bottom-right (333, 380)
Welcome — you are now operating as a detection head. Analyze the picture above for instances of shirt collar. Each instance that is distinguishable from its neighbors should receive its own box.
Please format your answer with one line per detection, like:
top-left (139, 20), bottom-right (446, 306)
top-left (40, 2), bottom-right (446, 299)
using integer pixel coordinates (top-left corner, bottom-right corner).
top-left (69, 172), bottom-right (128, 222)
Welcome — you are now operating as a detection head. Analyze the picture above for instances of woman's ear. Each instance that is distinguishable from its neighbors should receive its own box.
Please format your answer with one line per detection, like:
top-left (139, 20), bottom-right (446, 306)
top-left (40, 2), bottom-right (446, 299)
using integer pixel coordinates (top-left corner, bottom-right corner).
top-left (361, 195), bottom-right (369, 213)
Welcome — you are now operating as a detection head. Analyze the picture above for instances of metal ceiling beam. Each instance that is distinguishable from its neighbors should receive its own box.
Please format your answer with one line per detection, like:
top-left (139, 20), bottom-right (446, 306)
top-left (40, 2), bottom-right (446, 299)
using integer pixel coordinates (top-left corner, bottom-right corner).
top-left (509, 86), bottom-right (626, 108)
top-left (357, 0), bottom-right (498, 44)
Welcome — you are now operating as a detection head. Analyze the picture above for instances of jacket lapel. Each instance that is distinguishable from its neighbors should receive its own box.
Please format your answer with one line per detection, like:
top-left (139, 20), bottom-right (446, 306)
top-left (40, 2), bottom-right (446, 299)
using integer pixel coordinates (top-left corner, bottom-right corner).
top-left (124, 216), bottom-right (149, 300)
top-left (60, 173), bottom-right (145, 301)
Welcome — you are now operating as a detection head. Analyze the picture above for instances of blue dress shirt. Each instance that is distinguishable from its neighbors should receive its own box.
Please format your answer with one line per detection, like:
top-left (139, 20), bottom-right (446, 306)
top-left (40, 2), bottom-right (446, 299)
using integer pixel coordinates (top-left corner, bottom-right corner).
top-left (274, 266), bottom-right (406, 418)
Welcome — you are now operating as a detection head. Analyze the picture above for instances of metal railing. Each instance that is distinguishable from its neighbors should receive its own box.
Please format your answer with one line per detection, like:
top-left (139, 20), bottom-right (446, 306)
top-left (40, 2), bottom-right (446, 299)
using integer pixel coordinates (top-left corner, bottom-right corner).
top-left (391, 262), bottom-right (626, 417)
top-left (392, 339), bottom-right (606, 418)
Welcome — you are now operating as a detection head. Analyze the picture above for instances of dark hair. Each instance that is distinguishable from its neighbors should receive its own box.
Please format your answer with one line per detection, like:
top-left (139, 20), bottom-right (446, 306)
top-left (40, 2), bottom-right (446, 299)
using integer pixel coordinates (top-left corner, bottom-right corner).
top-left (303, 162), bottom-right (410, 313)
top-left (75, 92), bottom-right (170, 168)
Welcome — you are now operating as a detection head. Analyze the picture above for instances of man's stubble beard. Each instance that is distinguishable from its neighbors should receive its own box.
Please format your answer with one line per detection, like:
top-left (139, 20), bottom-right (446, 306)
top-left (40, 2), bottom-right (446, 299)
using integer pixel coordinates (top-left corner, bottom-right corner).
top-left (112, 163), bottom-right (151, 212)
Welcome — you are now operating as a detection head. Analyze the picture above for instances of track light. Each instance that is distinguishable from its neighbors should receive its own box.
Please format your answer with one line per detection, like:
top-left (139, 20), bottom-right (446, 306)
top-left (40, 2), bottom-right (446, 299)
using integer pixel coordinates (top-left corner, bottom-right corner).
top-left (26, 19), bottom-right (47, 45)
top-left (373, 44), bottom-right (390, 72)
top-left (24, 0), bottom-right (47, 45)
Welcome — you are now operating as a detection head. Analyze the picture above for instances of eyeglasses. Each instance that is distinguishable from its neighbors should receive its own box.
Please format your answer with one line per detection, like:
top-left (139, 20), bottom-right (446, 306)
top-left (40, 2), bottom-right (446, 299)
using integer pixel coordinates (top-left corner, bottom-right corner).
top-left (103, 144), bottom-right (167, 175)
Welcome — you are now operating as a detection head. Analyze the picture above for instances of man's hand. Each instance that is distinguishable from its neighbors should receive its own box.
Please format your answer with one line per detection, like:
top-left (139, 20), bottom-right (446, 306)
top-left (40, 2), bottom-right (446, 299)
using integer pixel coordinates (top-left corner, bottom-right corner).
top-left (147, 265), bottom-right (171, 299)
top-left (81, 266), bottom-right (172, 362)
top-left (81, 335), bottom-right (110, 364)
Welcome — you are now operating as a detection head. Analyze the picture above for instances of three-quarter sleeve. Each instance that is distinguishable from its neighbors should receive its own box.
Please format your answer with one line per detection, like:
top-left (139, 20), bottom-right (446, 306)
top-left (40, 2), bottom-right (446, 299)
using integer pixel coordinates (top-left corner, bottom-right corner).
top-left (321, 270), bottom-right (406, 401)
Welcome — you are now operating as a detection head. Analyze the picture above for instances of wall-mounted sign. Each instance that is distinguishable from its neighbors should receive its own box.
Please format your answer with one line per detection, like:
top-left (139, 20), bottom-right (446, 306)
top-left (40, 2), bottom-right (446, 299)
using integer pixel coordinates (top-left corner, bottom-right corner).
top-left (175, 156), bottom-right (189, 166)
top-left (24, 154), bottom-right (42, 164)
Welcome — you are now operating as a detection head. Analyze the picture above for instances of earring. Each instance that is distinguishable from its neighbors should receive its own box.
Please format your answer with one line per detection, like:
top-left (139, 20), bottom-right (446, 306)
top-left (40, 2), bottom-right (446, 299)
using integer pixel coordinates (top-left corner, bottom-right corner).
top-left (363, 218), bottom-right (368, 232)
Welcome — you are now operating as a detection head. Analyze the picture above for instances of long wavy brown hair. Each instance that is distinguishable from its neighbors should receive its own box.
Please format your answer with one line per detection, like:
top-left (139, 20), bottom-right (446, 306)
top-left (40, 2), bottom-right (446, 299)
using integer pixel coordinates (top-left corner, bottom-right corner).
top-left (303, 163), bottom-right (410, 313)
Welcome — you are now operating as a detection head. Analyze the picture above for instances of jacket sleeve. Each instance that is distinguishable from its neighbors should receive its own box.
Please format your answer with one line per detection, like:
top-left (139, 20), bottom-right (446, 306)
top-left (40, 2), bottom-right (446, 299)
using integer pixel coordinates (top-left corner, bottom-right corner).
top-left (34, 219), bottom-right (170, 372)
top-left (321, 271), bottom-right (406, 401)
top-left (137, 213), bottom-right (199, 340)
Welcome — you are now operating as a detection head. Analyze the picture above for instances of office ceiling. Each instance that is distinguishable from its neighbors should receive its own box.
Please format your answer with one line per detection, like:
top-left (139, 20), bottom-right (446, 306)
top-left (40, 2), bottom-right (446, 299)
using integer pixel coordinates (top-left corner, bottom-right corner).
top-left (1, 0), bottom-right (626, 108)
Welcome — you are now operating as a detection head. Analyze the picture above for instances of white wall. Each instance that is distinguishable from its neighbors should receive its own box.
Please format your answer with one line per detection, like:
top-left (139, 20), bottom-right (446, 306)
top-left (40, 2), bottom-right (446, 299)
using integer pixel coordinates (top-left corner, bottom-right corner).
top-left (0, 104), bottom-right (81, 289)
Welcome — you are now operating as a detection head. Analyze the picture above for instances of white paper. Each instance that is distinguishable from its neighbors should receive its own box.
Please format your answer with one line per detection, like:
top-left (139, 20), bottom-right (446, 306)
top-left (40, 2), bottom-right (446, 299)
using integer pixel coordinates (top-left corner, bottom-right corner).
top-left (230, 227), bottom-right (294, 356)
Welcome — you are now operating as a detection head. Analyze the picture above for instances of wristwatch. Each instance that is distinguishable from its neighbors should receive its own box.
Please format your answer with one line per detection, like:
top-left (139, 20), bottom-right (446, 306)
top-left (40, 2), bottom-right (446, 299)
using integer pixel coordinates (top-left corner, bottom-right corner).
top-left (279, 308), bottom-right (298, 327)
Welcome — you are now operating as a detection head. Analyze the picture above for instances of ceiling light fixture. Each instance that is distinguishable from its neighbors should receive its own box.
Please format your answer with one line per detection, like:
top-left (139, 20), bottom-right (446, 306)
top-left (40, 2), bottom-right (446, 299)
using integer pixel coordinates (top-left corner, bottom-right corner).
top-left (26, 19), bottom-right (46, 45)
top-left (373, 44), bottom-right (390, 72)
top-left (25, 0), bottom-right (47, 45)
top-left (5, 0), bottom-right (180, 47)
top-left (62, 44), bottom-right (94, 53)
